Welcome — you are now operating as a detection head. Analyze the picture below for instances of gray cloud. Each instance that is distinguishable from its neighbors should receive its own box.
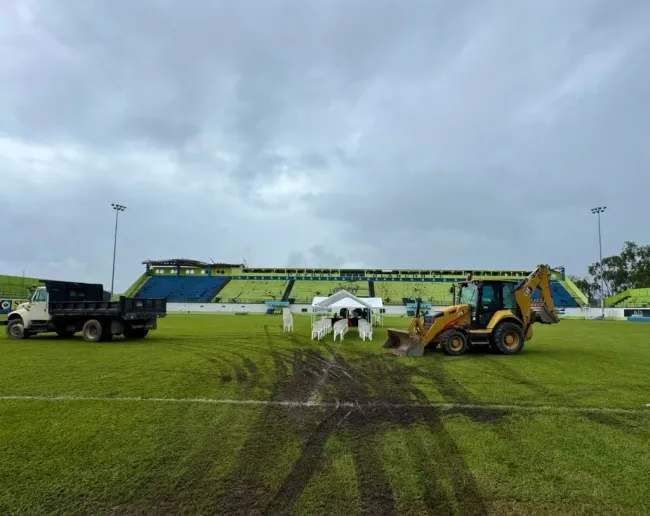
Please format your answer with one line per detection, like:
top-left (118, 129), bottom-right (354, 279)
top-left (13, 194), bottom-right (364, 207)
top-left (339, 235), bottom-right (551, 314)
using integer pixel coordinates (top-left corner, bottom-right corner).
top-left (287, 246), bottom-right (347, 269)
top-left (2, 0), bottom-right (650, 291)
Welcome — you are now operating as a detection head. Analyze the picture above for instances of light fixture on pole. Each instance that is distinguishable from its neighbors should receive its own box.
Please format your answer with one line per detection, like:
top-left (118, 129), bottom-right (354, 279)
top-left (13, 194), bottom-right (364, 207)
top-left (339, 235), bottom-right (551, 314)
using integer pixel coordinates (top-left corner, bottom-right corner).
top-left (590, 206), bottom-right (606, 317)
top-left (110, 203), bottom-right (127, 297)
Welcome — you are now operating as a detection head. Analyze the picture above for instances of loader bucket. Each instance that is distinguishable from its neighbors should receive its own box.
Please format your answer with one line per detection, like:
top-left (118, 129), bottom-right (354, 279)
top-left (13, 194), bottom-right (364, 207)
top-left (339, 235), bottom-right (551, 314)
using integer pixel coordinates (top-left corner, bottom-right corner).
top-left (532, 306), bottom-right (560, 324)
top-left (382, 329), bottom-right (425, 357)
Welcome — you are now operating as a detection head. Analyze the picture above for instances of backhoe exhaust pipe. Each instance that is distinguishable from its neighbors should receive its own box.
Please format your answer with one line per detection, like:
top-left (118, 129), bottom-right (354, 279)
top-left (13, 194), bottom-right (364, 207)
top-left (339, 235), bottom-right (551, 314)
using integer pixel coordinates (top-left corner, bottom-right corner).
top-left (381, 329), bottom-right (425, 357)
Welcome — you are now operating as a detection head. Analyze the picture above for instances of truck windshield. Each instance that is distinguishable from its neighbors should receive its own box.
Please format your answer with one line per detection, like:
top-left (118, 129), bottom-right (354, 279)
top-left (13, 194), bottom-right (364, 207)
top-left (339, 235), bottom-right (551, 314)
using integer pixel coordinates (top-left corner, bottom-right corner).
top-left (459, 284), bottom-right (478, 307)
top-left (32, 290), bottom-right (47, 302)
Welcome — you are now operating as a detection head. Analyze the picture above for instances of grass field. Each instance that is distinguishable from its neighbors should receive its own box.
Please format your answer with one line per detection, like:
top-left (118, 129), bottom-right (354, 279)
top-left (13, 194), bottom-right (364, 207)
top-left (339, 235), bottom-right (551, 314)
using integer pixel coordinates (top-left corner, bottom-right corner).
top-left (1, 315), bottom-right (649, 515)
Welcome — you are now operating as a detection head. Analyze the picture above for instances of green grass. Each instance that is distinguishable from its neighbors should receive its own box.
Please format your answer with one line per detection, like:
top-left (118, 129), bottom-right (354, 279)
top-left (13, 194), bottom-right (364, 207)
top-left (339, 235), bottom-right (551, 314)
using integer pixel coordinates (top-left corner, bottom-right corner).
top-left (1, 316), bottom-right (649, 515)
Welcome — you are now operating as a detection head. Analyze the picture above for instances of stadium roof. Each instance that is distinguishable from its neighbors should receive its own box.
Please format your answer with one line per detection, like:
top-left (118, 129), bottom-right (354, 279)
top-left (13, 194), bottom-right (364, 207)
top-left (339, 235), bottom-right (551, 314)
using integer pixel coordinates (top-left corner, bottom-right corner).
top-left (142, 258), bottom-right (243, 267)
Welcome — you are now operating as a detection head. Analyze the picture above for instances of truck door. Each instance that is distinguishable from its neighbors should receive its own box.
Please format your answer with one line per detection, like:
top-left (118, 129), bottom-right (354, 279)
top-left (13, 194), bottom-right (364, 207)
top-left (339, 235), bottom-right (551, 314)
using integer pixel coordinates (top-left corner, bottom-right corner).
top-left (30, 289), bottom-right (50, 322)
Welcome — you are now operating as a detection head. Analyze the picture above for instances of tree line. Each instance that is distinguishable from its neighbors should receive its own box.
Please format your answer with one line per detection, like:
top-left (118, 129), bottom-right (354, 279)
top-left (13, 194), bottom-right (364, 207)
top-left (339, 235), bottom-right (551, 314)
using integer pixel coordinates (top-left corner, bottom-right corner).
top-left (570, 241), bottom-right (650, 301)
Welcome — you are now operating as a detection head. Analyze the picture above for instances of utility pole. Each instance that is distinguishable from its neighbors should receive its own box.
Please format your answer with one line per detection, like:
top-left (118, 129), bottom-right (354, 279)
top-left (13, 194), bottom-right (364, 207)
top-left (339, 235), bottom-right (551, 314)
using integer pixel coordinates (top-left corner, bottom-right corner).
top-left (110, 203), bottom-right (127, 297)
top-left (590, 206), bottom-right (606, 317)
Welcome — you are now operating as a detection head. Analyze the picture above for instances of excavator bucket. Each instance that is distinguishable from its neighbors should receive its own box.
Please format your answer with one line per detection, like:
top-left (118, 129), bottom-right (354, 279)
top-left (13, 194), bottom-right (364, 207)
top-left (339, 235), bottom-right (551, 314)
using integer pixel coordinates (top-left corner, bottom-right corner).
top-left (381, 329), bottom-right (425, 357)
top-left (532, 306), bottom-right (560, 324)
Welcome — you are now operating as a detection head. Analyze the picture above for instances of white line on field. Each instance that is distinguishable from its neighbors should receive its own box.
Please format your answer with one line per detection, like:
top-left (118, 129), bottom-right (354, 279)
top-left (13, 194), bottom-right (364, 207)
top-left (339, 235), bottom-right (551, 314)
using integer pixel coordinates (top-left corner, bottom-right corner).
top-left (0, 394), bottom-right (647, 414)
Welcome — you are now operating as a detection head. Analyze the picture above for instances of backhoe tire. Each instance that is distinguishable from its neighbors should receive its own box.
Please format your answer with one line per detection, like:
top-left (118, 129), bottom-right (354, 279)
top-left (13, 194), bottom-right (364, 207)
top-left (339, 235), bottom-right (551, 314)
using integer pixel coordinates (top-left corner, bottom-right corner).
top-left (82, 319), bottom-right (103, 342)
top-left (6, 319), bottom-right (29, 340)
top-left (493, 322), bottom-right (525, 355)
top-left (440, 329), bottom-right (469, 356)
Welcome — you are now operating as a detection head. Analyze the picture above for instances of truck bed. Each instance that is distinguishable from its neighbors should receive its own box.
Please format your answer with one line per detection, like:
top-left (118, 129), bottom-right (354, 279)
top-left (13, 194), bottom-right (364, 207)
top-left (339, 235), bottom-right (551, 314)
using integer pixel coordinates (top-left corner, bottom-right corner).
top-left (48, 297), bottom-right (166, 319)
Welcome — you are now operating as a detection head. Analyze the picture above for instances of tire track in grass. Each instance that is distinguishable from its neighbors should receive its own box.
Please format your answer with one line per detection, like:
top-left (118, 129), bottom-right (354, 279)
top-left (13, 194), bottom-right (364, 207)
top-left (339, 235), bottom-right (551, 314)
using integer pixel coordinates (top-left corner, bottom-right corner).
top-left (481, 357), bottom-right (649, 433)
top-left (3, 354), bottom-right (646, 513)
top-left (209, 348), bottom-right (333, 515)
top-left (327, 353), bottom-right (489, 515)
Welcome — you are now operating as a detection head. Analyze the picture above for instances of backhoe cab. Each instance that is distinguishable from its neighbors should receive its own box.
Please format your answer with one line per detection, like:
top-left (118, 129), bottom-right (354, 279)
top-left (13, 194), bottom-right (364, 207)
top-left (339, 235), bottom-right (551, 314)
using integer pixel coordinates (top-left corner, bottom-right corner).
top-left (381, 264), bottom-right (560, 357)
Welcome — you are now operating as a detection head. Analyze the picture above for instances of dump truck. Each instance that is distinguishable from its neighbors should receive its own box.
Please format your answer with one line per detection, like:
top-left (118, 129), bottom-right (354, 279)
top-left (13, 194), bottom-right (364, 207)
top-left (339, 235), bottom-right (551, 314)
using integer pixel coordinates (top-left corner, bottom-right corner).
top-left (2, 280), bottom-right (166, 342)
top-left (382, 264), bottom-right (560, 356)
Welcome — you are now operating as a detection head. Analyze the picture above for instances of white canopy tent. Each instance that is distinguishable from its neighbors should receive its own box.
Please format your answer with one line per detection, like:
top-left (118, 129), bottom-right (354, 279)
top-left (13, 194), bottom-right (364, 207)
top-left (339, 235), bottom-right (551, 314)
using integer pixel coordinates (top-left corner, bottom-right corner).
top-left (311, 290), bottom-right (384, 327)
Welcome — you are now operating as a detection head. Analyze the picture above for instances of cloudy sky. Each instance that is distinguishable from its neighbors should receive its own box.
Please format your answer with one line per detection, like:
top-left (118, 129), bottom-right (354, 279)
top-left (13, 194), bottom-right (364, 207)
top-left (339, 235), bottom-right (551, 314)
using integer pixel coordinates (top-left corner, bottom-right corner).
top-left (1, 0), bottom-right (649, 292)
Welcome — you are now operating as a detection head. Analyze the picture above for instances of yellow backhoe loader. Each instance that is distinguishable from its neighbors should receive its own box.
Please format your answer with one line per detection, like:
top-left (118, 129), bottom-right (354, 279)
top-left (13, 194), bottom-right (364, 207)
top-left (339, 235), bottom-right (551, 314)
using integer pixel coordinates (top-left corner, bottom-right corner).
top-left (382, 264), bottom-right (560, 357)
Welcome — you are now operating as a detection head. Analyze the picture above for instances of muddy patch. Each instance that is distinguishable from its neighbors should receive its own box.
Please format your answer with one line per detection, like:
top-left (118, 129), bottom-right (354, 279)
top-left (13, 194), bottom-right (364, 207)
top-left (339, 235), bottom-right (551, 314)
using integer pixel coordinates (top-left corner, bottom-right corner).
top-left (121, 335), bottom-right (505, 515)
top-left (209, 350), bottom-right (496, 516)
top-left (482, 358), bottom-right (569, 403)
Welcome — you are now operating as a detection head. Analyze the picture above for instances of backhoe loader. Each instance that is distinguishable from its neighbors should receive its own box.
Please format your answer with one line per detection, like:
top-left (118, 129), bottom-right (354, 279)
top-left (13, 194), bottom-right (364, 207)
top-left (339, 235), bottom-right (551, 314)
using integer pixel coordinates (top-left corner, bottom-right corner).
top-left (381, 264), bottom-right (560, 356)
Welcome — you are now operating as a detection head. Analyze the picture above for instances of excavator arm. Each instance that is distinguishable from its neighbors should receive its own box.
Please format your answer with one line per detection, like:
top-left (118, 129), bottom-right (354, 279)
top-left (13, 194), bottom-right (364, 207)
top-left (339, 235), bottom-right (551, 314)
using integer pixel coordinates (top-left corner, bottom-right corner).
top-left (514, 264), bottom-right (561, 333)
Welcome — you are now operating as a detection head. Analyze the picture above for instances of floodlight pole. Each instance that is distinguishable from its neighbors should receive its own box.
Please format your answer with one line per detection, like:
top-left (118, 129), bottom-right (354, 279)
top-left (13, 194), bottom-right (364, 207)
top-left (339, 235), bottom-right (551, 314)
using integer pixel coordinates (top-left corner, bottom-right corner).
top-left (110, 203), bottom-right (127, 297)
top-left (590, 206), bottom-right (606, 317)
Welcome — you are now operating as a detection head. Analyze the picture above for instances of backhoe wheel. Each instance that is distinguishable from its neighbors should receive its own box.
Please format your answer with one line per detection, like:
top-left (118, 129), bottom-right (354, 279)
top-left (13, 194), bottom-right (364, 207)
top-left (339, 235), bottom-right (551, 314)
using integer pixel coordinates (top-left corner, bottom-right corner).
top-left (493, 322), bottom-right (525, 355)
top-left (440, 329), bottom-right (469, 356)
top-left (82, 319), bottom-right (103, 342)
top-left (6, 319), bottom-right (28, 340)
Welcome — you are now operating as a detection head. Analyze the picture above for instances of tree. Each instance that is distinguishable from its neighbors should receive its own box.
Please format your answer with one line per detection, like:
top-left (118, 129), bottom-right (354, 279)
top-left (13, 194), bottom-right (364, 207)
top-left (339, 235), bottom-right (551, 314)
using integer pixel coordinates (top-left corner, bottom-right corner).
top-left (569, 275), bottom-right (596, 300)
top-left (579, 241), bottom-right (650, 300)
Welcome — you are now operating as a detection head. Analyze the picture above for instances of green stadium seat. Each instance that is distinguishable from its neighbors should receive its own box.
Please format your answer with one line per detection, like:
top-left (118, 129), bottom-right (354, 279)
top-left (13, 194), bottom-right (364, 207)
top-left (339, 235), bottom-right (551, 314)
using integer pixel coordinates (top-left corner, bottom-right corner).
top-left (216, 279), bottom-right (288, 302)
top-left (0, 275), bottom-right (43, 300)
top-left (289, 280), bottom-right (369, 303)
top-left (373, 281), bottom-right (453, 305)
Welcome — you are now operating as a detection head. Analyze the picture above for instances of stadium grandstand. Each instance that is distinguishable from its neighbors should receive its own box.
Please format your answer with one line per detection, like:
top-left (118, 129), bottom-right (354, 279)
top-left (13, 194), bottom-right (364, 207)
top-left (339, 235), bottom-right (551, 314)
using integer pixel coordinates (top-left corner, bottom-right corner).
top-left (4, 260), bottom-right (649, 311)
top-left (130, 259), bottom-right (589, 308)
top-left (0, 275), bottom-right (43, 300)
top-left (605, 288), bottom-right (650, 308)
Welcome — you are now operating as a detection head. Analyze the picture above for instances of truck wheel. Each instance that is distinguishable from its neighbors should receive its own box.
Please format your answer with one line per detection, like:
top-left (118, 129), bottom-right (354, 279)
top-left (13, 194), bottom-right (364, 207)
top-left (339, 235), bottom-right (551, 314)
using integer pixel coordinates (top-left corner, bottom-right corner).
top-left (82, 319), bottom-right (103, 342)
top-left (440, 329), bottom-right (469, 356)
top-left (6, 319), bottom-right (29, 340)
top-left (493, 322), bottom-right (525, 355)
top-left (123, 327), bottom-right (148, 339)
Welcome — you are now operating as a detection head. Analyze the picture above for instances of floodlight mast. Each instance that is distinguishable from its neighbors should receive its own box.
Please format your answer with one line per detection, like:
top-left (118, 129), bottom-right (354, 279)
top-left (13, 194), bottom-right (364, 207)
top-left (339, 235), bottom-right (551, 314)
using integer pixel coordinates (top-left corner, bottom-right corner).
top-left (110, 203), bottom-right (127, 297)
top-left (590, 206), bottom-right (606, 317)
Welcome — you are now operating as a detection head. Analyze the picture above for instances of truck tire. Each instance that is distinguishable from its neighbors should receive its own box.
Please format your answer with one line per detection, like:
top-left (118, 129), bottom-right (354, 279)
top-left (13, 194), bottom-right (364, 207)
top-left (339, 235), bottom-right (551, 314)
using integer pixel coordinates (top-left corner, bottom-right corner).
top-left (492, 322), bottom-right (525, 355)
top-left (440, 329), bottom-right (469, 356)
top-left (123, 327), bottom-right (149, 339)
top-left (82, 319), bottom-right (103, 342)
top-left (6, 319), bottom-right (30, 340)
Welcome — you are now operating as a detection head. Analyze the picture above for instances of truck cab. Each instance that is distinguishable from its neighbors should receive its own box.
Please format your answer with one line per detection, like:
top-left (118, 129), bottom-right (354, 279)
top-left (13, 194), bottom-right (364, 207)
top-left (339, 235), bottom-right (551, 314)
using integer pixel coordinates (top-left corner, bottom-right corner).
top-left (7, 287), bottom-right (51, 331)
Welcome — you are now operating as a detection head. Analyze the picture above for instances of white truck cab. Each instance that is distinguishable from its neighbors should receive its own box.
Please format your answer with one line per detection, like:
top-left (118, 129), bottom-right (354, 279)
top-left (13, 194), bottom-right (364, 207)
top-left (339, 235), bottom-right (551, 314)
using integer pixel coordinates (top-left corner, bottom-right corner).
top-left (12, 287), bottom-right (50, 324)
top-left (5, 286), bottom-right (54, 339)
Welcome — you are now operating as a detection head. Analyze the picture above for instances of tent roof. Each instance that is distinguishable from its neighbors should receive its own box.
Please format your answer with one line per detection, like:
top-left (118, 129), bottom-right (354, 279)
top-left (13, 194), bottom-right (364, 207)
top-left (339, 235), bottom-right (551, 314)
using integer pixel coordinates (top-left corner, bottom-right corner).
top-left (311, 290), bottom-right (384, 309)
